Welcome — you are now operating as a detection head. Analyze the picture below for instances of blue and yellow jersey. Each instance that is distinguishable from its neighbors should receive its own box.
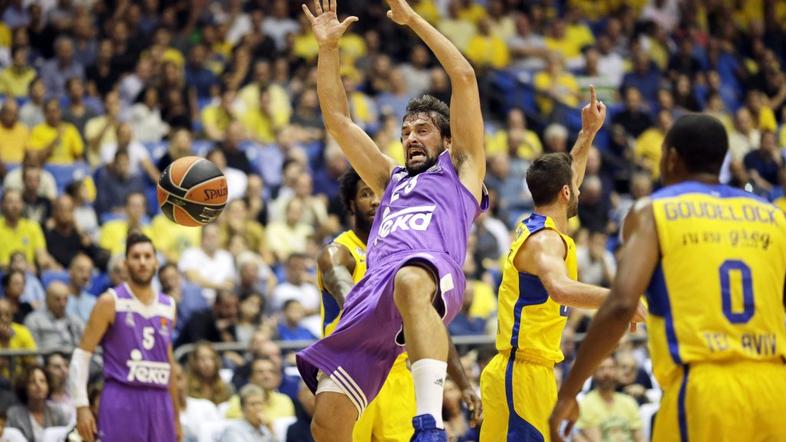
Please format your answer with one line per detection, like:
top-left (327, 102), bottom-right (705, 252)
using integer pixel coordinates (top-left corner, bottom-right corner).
top-left (318, 230), bottom-right (367, 337)
top-left (647, 182), bottom-right (786, 385)
top-left (495, 213), bottom-right (577, 363)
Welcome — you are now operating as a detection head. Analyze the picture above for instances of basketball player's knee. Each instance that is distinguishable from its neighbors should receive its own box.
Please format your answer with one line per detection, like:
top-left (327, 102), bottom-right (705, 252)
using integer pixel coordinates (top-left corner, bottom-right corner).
top-left (393, 266), bottom-right (436, 310)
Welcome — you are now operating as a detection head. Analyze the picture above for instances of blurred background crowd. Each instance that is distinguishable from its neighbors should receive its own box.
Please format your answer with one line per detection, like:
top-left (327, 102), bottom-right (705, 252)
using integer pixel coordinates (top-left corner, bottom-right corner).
top-left (0, 0), bottom-right (785, 441)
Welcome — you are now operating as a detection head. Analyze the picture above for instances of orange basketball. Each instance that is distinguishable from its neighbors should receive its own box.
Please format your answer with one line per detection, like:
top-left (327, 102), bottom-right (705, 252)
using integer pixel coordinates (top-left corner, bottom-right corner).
top-left (157, 156), bottom-right (228, 226)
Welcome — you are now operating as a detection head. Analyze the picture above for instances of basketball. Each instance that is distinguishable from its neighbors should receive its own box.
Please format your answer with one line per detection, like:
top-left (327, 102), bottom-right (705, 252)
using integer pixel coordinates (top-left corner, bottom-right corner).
top-left (157, 156), bottom-right (228, 227)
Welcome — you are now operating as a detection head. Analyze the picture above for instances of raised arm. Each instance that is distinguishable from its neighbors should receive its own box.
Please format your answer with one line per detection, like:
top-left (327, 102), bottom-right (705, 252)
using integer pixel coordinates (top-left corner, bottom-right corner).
top-left (316, 242), bottom-right (356, 309)
top-left (386, 0), bottom-right (485, 197)
top-left (571, 86), bottom-right (607, 188)
top-left (302, 0), bottom-right (396, 195)
top-left (549, 201), bottom-right (658, 442)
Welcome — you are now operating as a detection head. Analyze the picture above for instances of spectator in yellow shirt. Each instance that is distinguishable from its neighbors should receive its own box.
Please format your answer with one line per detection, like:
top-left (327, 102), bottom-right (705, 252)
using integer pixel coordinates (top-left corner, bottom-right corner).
top-left (544, 18), bottom-right (585, 65)
top-left (202, 86), bottom-right (237, 142)
top-left (0, 189), bottom-right (56, 269)
top-left (0, 46), bottom-right (37, 98)
top-left (533, 53), bottom-right (580, 116)
top-left (84, 90), bottom-right (121, 167)
top-left (238, 61), bottom-right (291, 133)
top-left (438, 1), bottom-right (476, 52)
top-left (465, 18), bottom-right (510, 70)
top-left (0, 298), bottom-right (37, 381)
top-left (98, 192), bottom-right (153, 255)
top-left (485, 108), bottom-right (542, 160)
top-left (635, 110), bottom-right (673, 179)
top-left (0, 100), bottom-right (29, 164)
top-left (26, 99), bottom-right (85, 165)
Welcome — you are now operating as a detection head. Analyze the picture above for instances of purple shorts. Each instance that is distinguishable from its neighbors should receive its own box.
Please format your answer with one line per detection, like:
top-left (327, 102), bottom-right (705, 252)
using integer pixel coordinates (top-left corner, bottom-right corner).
top-left (98, 381), bottom-right (176, 442)
top-left (296, 250), bottom-right (465, 414)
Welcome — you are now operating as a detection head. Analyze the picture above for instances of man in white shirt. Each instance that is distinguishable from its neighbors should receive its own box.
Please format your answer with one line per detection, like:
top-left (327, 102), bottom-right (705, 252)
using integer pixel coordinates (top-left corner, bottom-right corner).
top-left (179, 224), bottom-right (236, 305)
top-left (271, 253), bottom-right (321, 336)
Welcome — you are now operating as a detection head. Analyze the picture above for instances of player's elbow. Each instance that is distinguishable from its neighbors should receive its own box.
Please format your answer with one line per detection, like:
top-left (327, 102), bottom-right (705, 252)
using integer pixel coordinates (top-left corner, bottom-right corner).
top-left (543, 279), bottom-right (570, 304)
top-left (607, 295), bottom-right (639, 320)
top-left (451, 66), bottom-right (477, 84)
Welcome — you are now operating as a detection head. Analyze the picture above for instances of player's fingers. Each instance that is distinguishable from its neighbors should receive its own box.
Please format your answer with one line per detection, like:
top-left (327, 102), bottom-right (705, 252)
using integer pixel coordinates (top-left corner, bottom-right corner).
top-left (589, 85), bottom-right (597, 106)
top-left (340, 16), bottom-right (359, 29)
top-left (328, 0), bottom-right (335, 12)
top-left (301, 4), bottom-right (316, 22)
top-left (313, 0), bottom-right (323, 15)
top-left (563, 419), bottom-right (576, 438)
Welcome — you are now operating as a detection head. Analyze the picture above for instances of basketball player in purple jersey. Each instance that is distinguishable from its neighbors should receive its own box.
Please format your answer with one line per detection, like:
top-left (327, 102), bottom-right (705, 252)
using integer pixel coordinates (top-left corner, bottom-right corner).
top-left (69, 233), bottom-right (180, 442)
top-left (298, 0), bottom-right (487, 440)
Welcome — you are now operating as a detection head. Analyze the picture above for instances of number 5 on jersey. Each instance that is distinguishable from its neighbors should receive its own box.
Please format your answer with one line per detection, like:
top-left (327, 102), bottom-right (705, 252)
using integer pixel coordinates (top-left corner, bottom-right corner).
top-left (143, 326), bottom-right (155, 350)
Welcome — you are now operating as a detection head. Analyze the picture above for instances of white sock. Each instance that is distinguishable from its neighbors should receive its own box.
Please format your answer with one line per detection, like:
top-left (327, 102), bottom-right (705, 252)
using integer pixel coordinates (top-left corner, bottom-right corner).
top-left (411, 358), bottom-right (448, 429)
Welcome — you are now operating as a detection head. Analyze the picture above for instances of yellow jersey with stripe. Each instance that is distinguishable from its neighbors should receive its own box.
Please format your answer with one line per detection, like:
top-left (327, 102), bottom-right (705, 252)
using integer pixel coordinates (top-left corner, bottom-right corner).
top-left (318, 230), bottom-right (367, 337)
top-left (495, 213), bottom-right (577, 363)
top-left (647, 181), bottom-right (786, 385)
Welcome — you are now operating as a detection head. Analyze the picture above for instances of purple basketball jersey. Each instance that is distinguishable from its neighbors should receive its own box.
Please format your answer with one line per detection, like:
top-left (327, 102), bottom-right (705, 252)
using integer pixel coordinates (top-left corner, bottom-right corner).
top-left (101, 284), bottom-right (176, 389)
top-left (367, 150), bottom-right (487, 268)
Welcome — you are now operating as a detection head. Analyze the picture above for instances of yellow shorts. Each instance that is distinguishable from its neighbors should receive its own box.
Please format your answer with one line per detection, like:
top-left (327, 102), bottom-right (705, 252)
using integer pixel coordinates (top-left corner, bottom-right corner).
top-left (654, 360), bottom-right (786, 442)
top-left (479, 351), bottom-right (557, 442)
top-left (353, 354), bottom-right (416, 442)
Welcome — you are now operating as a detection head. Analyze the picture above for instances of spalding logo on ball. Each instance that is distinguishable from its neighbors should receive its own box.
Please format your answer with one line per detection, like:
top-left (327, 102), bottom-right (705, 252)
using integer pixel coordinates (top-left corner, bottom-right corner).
top-left (157, 156), bottom-right (228, 226)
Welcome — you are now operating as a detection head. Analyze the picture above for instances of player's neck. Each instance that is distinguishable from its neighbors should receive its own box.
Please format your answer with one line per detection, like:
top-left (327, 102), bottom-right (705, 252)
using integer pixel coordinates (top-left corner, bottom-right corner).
top-left (127, 281), bottom-right (156, 304)
top-left (533, 205), bottom-right (568, 233)
top-left (353, 227), bottom-right (370, 245)
top-left (668, 173), bottom-right (720, 186)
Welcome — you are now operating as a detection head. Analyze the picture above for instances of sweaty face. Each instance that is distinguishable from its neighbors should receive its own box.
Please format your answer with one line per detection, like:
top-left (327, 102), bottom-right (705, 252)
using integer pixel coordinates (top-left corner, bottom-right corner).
top-left (401, 114), bottom-right (446, 175)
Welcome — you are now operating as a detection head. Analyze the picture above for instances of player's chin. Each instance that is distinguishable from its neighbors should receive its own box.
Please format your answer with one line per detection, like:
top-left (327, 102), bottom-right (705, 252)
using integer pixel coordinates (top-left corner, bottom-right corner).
top-left (405, 158), bottom-right (431, 175)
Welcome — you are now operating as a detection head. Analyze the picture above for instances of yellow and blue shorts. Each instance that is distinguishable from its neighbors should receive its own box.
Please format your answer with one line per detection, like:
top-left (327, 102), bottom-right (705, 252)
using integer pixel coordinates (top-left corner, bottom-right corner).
top-left (479, 351), bottom-right (557, 442)
top-left (353, 356), bottom-right (416, 442)
top-left (653, 360), bottom-right (786, 442)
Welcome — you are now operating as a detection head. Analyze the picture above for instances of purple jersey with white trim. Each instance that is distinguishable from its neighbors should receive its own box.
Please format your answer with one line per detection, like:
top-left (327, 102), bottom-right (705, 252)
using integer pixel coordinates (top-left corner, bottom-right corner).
top-left (367, 150), bottom-right (486, 268)
top-left (101, 283), bottom-right (176, 389)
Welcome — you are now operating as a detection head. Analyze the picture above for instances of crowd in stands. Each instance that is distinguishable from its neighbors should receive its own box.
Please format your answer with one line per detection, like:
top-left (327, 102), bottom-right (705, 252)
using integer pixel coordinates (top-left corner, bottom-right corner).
top-left (0, 0), bottom-right (785, 441)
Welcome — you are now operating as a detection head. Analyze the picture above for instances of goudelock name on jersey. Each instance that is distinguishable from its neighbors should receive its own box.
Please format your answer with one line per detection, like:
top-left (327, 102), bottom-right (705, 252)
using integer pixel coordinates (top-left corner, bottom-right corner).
top-left (648, 181), bottom-right (786, 384)
top-left (495, 213), bottom-right (577, 363)
top-left (318, 230), bottom-right (367, 337)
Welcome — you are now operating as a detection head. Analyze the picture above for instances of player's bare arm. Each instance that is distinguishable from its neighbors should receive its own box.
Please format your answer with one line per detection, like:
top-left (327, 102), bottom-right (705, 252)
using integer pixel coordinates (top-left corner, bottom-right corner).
top-left (303, 0), bottom-right (396, 195)
top-left (385, 0), bottom-right (486, 201)
top-left (549, 200), bottom-right (659, 442)
top-left (571, 86), bottom-right (607, 188)
top-left (317, 243), bottom-right (356, 309)
top-left (168, 341), bottom-right (183, 442)
top-left (72, 293), bottom-right (115, 442)
top-left (517, 231), bottom-right (609, 309)
top-left (447, 337), bottom-right (482, 426)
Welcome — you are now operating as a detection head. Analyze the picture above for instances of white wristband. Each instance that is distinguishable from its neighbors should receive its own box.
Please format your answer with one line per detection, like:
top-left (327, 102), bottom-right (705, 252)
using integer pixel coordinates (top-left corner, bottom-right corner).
top-left (68, 348), bottom-right (92, 408)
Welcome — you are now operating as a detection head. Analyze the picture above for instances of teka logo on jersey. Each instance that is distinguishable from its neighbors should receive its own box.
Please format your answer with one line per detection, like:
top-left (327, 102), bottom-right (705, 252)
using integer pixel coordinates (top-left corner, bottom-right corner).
top-left (127, 349), bottom-right (170, 385)
top-left (378, 205), bottom-right (436, 238)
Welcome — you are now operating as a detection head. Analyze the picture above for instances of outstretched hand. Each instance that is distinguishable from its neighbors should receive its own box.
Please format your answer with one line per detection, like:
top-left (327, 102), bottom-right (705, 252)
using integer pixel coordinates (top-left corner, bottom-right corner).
top-left (385, 0), bottom-right (418, 26)
top-left (302, 0), bottom-right (358, 48)
top-left (581, 85), bottom-right (607, 135)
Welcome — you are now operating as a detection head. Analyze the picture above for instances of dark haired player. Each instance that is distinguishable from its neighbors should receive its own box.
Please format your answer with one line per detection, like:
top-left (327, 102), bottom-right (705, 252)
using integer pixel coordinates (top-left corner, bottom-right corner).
top-left (70, 233), bottom-right (179, 441)
top-left (479, 87), bottom-right (645, 442)
top-left (298, 0), bottom-right (487, 440)
top-left (550, 114), bottom-right (786, 442)
top-left (318, 169), bottom-right (480, 440)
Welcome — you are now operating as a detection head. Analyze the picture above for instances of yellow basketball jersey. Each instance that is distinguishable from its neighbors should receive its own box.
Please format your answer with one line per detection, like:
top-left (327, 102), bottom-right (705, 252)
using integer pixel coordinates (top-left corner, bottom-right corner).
top-left (318, 230), bottom-right (367, 337)
top-left (648, 182), bottom-right (786, 385)
top-left (495, 213), bottom-right (577, 363)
